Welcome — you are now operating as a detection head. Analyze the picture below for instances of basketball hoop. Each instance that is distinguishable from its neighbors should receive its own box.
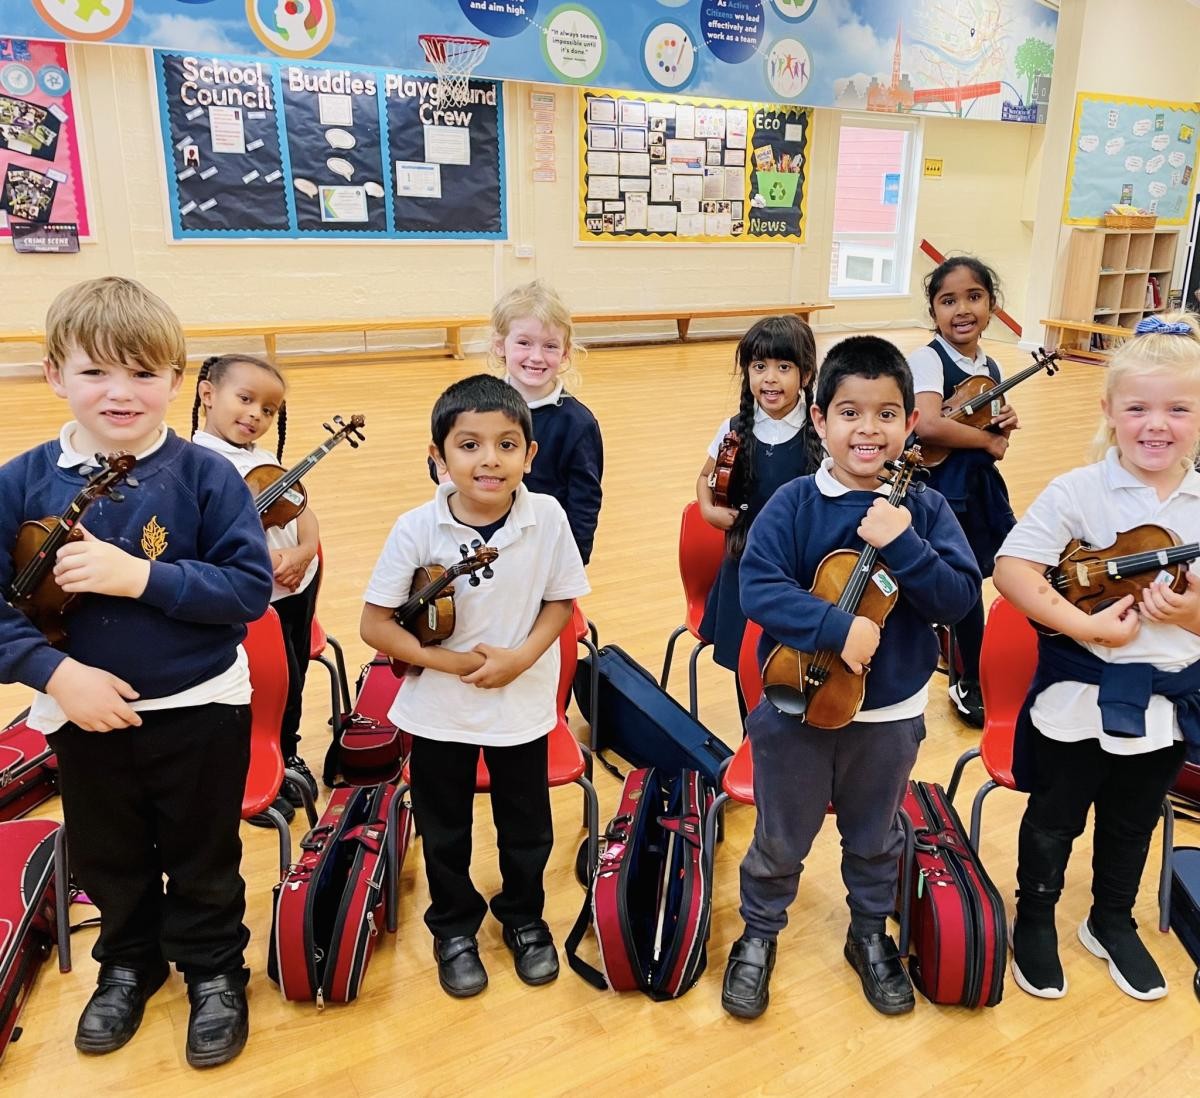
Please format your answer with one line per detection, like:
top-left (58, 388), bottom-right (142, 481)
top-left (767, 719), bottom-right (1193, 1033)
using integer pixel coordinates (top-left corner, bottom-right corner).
top-left (418, 34), bottom-right (490, 108)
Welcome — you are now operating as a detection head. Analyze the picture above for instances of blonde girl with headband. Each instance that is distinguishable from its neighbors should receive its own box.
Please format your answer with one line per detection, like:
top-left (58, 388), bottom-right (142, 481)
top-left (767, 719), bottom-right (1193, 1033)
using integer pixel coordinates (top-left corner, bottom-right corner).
top-left (994, 312), bottom-right (1200, 1002)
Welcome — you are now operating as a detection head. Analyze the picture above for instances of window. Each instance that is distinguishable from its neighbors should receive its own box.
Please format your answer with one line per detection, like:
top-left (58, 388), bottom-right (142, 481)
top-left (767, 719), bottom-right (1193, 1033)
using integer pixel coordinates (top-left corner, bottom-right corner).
top-left (829, 117), bottom-right (921, 298)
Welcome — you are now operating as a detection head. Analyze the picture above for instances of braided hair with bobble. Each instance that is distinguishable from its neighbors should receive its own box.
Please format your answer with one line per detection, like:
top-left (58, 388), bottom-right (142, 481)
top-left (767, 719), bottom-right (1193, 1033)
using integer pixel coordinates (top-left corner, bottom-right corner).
top-left (191, 353), bottom-right (289, 461)
top-left (724, 314), bottom-right (822, 560)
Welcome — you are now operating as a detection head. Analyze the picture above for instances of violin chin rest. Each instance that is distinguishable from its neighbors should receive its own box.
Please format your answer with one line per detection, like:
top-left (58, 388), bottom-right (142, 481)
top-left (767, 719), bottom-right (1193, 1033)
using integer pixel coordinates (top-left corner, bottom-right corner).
top-left (764, 684), bottom-right (808, 718)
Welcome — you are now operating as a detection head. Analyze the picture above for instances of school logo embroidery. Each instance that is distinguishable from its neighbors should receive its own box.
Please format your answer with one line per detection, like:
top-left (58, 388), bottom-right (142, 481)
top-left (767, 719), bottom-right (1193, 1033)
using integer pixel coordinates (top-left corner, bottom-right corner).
top-left (140, 515), bottom-right (169, 561)
top-left (246, 0), bottom-right (336, 59)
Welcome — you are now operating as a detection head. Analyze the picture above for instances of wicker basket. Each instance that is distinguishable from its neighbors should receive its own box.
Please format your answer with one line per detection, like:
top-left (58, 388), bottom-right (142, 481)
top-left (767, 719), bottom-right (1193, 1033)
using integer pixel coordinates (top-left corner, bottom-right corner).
top-left (1105, 213), bottom-right (1156, 228)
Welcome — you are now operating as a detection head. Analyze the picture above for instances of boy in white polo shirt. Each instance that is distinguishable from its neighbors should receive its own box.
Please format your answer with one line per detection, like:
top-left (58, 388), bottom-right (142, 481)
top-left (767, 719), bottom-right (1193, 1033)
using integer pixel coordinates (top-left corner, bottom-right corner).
top-left (360, 374), bottom-right (589, 999)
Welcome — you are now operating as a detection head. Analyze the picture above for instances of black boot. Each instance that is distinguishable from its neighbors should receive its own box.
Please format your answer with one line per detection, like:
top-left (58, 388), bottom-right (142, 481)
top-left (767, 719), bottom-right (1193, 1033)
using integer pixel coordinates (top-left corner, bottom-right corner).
top-left (1011, 818), bottom-right (1073, 999)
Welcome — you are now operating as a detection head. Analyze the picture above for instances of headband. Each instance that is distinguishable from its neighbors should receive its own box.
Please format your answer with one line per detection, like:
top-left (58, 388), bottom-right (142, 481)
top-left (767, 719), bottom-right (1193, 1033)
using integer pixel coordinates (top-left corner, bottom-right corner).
top-left (1135, 316), bottom-right (1193, 336)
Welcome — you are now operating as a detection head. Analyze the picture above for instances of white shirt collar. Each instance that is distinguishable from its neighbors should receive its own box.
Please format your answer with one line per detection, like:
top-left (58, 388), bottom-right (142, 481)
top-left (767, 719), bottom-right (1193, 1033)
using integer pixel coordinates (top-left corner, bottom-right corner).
top-left (754, 396), bottom-right (807, 430)
top-left (933, 333), bottom-right (988, 369)
top-left (434, 480), bottom-right (536, 533)
top-left (192, 429), bottom-right (253, 456)
top-left (1103, 445), bottom-right (1200, 499)
top-left (503, 375), bottom-right (564, 410)
top-left (815, 456), bottom-right (892, 497)
top-left (56, 422), bottom-right (169, 469)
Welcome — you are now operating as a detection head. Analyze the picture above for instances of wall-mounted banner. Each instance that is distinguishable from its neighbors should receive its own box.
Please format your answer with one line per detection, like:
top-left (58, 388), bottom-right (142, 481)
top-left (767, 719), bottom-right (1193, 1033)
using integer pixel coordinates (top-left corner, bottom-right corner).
top-left (0, 38), bottom-right (89, 238)
top-left (580, 88), bottom-right (809, 243)
top-left (15, 1), bottom-right (1057, 124)
top-left (1064, 93), bottom-right (1200, 226)
top-left (153, 50), bottom-right (504, 240)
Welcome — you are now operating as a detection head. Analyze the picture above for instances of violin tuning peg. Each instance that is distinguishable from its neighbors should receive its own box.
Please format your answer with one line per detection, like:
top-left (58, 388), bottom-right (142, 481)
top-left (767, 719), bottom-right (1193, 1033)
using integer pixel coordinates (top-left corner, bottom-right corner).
top-left (470, 538), bottom-right (481, 550)
top-left (468, 573), bottom-right (481, 587)
top-left (482, 564), bottom-right (494, 579)
top-left (347, 439), bottom-right (359, 448)
top-left (109, 490), bottom-right (124, 504)
top-left (124, 475), bottom-right (138, 488)
top-left (459, 544), bottom-right (469, 560)
top-left (322, 422), bottom-right (334, 435)
top-left (333, 415), bottom-right (345, 426)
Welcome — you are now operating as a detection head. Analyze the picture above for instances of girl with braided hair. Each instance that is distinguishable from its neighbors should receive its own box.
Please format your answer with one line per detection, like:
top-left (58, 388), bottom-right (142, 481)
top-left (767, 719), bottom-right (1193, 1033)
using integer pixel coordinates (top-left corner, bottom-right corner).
top-left (696, 315), bottom-right (822, 717)
top-left (191, 354), bottom-right (320, 814)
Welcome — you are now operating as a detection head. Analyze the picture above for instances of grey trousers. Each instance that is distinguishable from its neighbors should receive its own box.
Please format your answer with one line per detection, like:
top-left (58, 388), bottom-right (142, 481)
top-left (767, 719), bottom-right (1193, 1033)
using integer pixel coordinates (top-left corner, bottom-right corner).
top-left (738, 701), bottom-right (924, 938)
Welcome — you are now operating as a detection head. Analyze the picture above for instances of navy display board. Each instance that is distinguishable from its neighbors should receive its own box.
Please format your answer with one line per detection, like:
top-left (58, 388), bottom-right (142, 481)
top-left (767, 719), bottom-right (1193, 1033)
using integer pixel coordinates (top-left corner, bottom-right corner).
top-left (15, 1), bottom-right (1057, 125)
top-left (153, 51), bottom-right (505, 240)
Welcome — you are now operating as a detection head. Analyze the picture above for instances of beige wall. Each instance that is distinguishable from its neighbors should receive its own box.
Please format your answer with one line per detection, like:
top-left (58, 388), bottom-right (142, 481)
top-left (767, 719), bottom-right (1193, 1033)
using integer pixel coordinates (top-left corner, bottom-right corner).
top-left (0, 42), bottom-right (1040, 367)
top-left (1025, 0), bottom-right (1200, 345)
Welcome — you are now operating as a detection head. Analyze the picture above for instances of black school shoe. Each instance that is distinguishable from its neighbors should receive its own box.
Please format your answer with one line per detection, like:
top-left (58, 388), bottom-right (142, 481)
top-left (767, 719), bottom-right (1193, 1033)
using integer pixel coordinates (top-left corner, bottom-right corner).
top-left (1078, 915), bottom-right (1167, 1000)
top-left (434, 935), bottom-right (488, 998)
top-left (502, 920), bottom-right (559, 986)
top-left (282, 756), bottom-right (318, 808)
top-left (844, 931), bottom-right (915, 1015)
top-left (75, 960), bottom-right (170, 1054)
top-left (185, 970), bottom-right (249, 1068)
top-left (247, 795), bottom-right (295, 827)
top-left (721, 934), bottom-right (777, 1019)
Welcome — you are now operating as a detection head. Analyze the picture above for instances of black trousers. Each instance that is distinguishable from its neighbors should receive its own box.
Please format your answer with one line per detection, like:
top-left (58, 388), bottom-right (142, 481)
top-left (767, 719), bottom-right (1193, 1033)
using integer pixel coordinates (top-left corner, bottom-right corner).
top-left (409, 734), bottom-right (552, 940)
top-left (52, 703), bottom-right (252, 980)
top-left (1020, 731), bottom-right (1185, 915)
top-left (272, 564), bottom-right (320, 757)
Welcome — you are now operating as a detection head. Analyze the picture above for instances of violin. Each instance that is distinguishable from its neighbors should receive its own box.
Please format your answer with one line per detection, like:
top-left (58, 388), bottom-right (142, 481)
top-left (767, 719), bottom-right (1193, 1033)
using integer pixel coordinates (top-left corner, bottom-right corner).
top-left (389, 541), bottom-right (499, 676)
top-left (1044, 523), bottom-right (1199, 626)
top-left (760, 445), bottom-right (924, 728)
top-left (245, 414), bottom-right (365, 530)
top-left (7, 452), bottom-right (137, 646)
top-left (708, 431), bottom-right (742, 510)
top-left (918, 348), bottom-right (1061, 468)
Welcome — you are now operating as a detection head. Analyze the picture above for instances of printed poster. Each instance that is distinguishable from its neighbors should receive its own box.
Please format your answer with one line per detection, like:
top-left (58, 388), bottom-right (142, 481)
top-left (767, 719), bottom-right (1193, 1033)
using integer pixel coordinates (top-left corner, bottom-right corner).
top-left (0, 38), bottom-right (89, 238)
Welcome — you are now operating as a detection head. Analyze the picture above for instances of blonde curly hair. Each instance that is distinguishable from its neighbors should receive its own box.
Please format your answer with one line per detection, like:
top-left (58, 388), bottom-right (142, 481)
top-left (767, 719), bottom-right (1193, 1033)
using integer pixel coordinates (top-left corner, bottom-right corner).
top-left (488, 279), bottom-right (585, 392)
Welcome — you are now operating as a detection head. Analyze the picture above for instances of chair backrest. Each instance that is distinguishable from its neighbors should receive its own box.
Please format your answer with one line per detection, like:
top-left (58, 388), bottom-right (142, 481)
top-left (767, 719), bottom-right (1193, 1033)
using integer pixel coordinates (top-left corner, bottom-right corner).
top-left (557, 608), bottom-right (580, 717)
top-left (978, 595), bottom-right (1039, 790)
top-left (678, 500), bottom-right (727, 631)
top-left (242, 608), bottom-right (289, 817)
top-left (738, 619), bottom-right (765, 711)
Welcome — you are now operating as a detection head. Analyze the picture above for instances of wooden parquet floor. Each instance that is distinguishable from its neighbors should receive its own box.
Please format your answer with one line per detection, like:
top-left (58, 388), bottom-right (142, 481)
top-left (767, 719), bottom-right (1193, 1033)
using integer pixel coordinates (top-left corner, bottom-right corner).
top-left (1, 330), bottom-right (1197, 1096)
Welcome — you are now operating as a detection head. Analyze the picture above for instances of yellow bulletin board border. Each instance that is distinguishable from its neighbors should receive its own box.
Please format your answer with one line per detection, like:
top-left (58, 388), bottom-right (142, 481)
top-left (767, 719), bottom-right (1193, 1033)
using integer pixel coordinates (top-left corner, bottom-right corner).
top-left (578, 87), bottom-right (811, 244)
top-left (1063, 91), bottom-right (1200, 226)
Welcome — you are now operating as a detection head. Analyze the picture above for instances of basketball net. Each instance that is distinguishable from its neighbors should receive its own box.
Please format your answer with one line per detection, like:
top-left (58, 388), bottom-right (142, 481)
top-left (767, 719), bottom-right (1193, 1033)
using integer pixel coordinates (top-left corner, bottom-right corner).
top-left (418, 34), bottom-right (490, 108)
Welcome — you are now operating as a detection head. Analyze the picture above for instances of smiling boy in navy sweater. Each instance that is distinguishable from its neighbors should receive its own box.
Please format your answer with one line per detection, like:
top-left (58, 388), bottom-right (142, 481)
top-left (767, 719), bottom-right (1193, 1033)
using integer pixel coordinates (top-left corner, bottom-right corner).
top-left (721, 336), bottom-right (980, 1019)
top-left (0, 278), bottom-right (272, 1067)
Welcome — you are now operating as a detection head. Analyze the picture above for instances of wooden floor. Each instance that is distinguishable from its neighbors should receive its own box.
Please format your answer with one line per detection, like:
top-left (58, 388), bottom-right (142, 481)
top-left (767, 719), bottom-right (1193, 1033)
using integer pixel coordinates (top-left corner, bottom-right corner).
top-left (4, 332), bottom-right (1199, 1095)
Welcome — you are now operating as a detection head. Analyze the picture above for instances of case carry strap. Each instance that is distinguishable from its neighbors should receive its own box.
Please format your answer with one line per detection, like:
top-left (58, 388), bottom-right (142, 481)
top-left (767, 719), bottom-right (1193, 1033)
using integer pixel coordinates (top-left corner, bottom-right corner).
top-left (565, 869), bottom-right (608, 991)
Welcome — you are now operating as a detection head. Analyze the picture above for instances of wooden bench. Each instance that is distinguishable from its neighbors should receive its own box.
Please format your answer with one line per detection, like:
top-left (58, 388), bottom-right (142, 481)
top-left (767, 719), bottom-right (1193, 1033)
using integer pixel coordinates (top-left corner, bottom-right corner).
top-left (572, 302), bottom-right (835, 343)
top-left (1041, 317), bottom-right (1130, 363)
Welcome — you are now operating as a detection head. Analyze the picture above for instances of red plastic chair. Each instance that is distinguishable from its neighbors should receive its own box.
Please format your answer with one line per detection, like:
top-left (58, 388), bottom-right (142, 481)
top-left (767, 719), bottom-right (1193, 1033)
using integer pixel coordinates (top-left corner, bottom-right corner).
top-left (55, 609), bottom-right (319, 971)
top-left (703, 620), bottom-right (914, 953)
top-left (660, 501), bottom-right (727, 718)
top-left (309, 543), bottom-right (351, 732)
top-left (393, 612), bottom-right (600, 907)
top-left (945, 595), bottom-right (1174, 932)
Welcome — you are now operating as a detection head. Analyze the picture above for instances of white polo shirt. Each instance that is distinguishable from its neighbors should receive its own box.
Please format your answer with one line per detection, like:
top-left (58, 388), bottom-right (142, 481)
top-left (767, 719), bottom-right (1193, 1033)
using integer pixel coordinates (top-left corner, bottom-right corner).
top-left (997, 448), bottom-right (1200, 753)
top-left (191, 431), bottom-right (318, 602)
top-left (908, 334), bottom-right (993, 396)
top-left (707, 399), bottom-right (808, 460)
top-left (364, 482), bottom-right (590, 745)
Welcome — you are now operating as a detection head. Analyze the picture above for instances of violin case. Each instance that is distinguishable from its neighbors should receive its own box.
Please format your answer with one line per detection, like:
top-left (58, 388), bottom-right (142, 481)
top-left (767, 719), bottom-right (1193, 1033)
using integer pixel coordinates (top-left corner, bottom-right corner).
top-left (901, 780), bottom-right (1006, 1007)
top-left (268, 781), bottom-right (412, 1006)
top-left (1168, 846), bottom-right (1200, 1001)
top-left (566, 768), bottom-right (712, 1000)
top-left (0, 819), bottom-right (60, 1063)
top-left (324, 655), bottom-right (411, 788)
top-left (0, 713), bottom-right (57, 822)
top-left (573, 645), bottom-right (732, 786)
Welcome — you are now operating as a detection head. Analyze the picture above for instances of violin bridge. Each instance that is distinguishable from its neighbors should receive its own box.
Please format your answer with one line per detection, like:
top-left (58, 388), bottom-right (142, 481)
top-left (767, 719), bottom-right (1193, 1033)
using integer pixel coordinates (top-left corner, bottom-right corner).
top-left (1080, 563), bottom-right (1095, 586)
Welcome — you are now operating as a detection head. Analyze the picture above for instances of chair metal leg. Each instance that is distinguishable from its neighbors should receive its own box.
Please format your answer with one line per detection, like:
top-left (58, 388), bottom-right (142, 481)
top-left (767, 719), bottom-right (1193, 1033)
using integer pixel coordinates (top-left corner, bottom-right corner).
top-left (587, 618), bottom-right (599, 647)
top-left (574, 772), bottom-right (600, 885)
top-left (946, 747), bottom-right (981, 803)
top-left (1159, 797), bottom-right (1175, 933)
top-left (54, 825), bottom-right (71, 973)
top-left (661, 624), bottom-right (687, 689)
top-left (581, 744), bottom-right (593, 829)
top-left (687, 639), bottom-right (711, 720)
top-left (313, 653), bottom-right (343, 732)
top-left (264, 805), bottom-right (292, 877)
top-left (968, 780), bottom-right (999, 852)
top-left (703, 791), bottom-right (730, 880)
top-left (897, 809), bottom-right (915, 956)
top-left (579, 634), bottom-right (600, 753)
top-left (325, 634), bottom-right (353, 714)
top-left (283, 766), bottom-right (319, 828)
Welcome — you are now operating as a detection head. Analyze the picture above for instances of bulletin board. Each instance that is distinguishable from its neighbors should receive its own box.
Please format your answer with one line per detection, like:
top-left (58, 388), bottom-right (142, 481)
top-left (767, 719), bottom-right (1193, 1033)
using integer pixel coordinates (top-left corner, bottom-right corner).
top-left (1064, 92), bottom-right (1200, 226)
top-left (153, 50), bottom-right (505, 240)
top-left (0, 38), bottom-right (89, 238)
top-left (579, 88), bottom-right (810, 243)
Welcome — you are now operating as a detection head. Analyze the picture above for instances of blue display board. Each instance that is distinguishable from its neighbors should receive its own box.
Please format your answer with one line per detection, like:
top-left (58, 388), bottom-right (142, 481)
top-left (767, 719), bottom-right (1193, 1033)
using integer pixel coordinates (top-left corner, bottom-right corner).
top-left (12, 0), bottom-right (1057, 124)
top-left (1064, 93), bottom-right (1200, 226)
top-left (153, 50), bottom-right (505, 240)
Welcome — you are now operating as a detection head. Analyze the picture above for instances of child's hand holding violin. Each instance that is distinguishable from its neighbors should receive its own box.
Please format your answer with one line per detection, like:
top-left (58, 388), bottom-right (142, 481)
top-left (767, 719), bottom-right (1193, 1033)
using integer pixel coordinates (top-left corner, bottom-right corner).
top-left (991, 401), bottom-right (1019, 437)
top-left (1139, 572), bottom-right (1200, 633)
top-left (1071, 593), bottom-right (1141, 648)
top-left (700, 498), bottom-right (740, 530)
top-left (53, 526), bottom-right (150, 599)
top-left (858, 498), bottom-right (911, 549)
top-left (841, 616), bottom-right (881, 674)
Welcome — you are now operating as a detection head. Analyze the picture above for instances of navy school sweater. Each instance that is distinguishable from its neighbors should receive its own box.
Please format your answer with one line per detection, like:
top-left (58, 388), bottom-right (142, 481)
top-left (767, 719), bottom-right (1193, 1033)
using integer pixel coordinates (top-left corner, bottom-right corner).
top-left (739, 475), bottom-right (981, 710)
top-left (0, 430), bottom-right (274, 698)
